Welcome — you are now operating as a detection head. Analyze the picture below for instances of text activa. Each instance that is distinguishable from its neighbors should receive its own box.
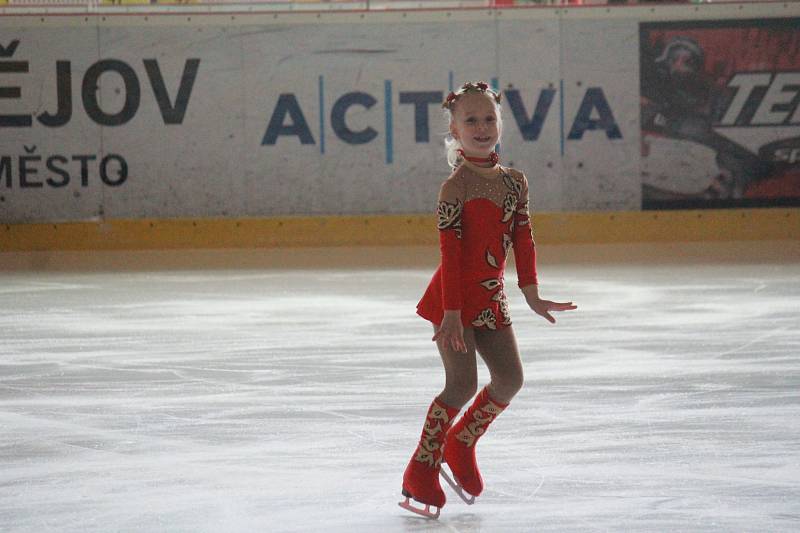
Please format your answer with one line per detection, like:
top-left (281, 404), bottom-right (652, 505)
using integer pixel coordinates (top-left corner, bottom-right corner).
top-left (261, 87), bottom-right (623, 146)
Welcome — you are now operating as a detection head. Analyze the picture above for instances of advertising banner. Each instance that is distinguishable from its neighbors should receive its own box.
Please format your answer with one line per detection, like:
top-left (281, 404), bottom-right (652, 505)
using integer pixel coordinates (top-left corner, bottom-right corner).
top-left (640, 18), bottom-right (800, 209)
top-left (12, 11), bottom-right (800, 223)
top-left (0, 12), bottom-right (635, 223)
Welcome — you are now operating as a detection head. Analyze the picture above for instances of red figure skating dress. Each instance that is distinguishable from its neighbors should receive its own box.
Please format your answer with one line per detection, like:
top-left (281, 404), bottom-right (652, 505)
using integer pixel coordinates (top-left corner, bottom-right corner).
top-left (417, 159), bottom-right (538, 329)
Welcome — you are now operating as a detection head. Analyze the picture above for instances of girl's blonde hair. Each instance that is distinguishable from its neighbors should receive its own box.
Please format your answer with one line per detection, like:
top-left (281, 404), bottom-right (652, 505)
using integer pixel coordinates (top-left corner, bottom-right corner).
top-left (442, 82), bottom-right (503, 170)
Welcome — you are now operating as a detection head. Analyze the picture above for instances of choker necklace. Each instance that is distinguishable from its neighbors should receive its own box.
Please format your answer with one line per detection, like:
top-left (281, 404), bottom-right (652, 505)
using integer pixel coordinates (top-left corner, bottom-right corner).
top-left (458, 149), bottom-right (499, 166)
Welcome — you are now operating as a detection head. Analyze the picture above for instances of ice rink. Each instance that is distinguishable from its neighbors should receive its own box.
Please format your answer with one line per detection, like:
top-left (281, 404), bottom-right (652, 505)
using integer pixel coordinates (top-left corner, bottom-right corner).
top-left (1, 242), bottom-right (799, 532)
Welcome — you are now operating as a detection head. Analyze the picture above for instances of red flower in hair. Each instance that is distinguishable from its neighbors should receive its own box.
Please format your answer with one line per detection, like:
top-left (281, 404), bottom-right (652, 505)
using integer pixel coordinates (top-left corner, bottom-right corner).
top-left (476, 82), bottom-right (489, 92)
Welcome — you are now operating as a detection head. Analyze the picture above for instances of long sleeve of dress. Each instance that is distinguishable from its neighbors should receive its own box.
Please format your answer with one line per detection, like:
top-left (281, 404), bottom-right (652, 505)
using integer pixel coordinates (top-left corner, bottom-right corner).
top-left (437, 178), bottom-right (465, 310)
top-left (512, 173), bottom-right (538, 288)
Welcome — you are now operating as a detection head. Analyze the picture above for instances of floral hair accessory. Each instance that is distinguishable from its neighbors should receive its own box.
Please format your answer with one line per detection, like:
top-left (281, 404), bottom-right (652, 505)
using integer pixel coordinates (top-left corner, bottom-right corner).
top-left (442, 80), bottom-right (502, 109)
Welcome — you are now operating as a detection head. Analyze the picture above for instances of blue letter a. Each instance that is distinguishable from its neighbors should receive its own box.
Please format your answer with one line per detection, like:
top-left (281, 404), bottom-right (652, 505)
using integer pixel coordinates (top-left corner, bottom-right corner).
top-left (262, 94), bottom-right (315, 145)
top-left (567, 88), bottom-right (622, 140)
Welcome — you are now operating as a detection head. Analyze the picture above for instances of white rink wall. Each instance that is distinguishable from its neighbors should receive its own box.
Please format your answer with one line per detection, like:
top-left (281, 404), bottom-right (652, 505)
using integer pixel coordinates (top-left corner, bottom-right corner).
top-left (0, 2), bottom-right (798, 223)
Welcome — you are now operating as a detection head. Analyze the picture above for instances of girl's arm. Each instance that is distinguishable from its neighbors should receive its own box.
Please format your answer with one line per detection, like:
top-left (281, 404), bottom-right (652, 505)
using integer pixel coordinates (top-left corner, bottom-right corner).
top-left (431, 177), bottom-right (468, 353)
top-left (513, 173), bottom-right (577, 323)
top-left (511, 173), bottom-right (538, 289)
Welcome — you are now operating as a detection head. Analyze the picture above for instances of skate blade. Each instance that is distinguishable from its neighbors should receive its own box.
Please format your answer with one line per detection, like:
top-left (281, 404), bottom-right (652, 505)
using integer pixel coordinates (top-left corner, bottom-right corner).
top-left (440, 467), bottom-right (476, 505)
top-left (398, 495), bottom-right (441, 519)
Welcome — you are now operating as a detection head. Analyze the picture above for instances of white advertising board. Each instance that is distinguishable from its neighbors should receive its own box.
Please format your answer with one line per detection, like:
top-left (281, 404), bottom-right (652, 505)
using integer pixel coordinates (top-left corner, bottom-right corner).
top-left (3, 5), bottom-right (795, 223)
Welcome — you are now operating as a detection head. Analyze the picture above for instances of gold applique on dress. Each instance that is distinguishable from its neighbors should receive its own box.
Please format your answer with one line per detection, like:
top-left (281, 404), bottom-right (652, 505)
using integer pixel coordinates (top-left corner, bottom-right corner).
top-left (501, 193), bottom-right (516, 223)
top-left (437, 198), bottom-right (463, 238)
top-left (516, 200), bottom-right (531, 227)
top-left (503, 171), bottom-right (523, 198)
top-left (503, 233), bottom-right (512, 257)
top-left (480, 279), bottom-right (501, 291)
top-left (492, 290), bottom-right (512, 325)
top-left (472, 309), bottom-right (497, 330)
top-left (485, 249), bottom-right (498, 269)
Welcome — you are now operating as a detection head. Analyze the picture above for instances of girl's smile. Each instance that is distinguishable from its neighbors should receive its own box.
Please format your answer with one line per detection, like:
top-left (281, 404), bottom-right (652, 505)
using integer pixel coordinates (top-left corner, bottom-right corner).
top-left (450, 93), bottom-right (500, 160)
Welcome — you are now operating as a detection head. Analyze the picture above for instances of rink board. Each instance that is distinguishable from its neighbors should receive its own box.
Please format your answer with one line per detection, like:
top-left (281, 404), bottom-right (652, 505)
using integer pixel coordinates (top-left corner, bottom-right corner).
top-left (1, 2), bottom-right (799, 230)
top-left (1, 207), bottom-right (798, 252)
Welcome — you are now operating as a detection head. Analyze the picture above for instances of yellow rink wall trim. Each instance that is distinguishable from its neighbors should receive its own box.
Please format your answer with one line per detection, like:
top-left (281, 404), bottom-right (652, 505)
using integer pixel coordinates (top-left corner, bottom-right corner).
top-left (1, 208), bottom-right (798, 252)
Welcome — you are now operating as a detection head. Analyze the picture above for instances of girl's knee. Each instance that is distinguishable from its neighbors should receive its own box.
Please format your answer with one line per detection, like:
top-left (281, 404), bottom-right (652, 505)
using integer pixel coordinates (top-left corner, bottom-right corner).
top-left (456, 380), bottom-right (479, 404)
top-left (492, 371), bottom-right (524, 401)
top-left (442, 378), bottom-right (478, 408)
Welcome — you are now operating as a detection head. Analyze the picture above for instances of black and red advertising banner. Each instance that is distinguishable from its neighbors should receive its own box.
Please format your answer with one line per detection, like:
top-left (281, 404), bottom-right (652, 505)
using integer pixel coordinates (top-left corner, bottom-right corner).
top-left (640, 18), bottom-right (800, 209)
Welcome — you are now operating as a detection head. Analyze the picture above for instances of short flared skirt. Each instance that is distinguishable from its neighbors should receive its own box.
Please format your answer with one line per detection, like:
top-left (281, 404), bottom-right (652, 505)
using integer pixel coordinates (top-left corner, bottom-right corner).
top-left (416, 272), bottom-right (512, 331)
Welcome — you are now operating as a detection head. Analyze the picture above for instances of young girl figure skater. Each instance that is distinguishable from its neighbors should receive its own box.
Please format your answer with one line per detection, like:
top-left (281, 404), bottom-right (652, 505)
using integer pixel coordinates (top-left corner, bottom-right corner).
top-left (399, 81), bottom-right (577, 519)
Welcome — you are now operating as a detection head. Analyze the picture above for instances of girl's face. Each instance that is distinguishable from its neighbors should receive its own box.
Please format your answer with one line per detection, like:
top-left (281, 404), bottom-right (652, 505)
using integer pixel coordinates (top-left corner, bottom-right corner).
top-left (450, 93), bottom-right (500, 159)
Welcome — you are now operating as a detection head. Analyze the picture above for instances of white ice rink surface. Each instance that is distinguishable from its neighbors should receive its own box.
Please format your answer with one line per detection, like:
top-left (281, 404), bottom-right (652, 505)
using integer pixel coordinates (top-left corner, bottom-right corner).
top-left (1, 243), bottom-right (799, 532)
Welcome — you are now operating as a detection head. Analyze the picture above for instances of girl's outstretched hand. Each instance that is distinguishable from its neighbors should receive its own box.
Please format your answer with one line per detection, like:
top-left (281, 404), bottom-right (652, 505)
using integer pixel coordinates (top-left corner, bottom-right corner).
top-left (432, 310), bottom-right (468, 353)
top-left (527, 297), bottom-right (577, 323)
top-left (522, 285), bottom-right (577, 324)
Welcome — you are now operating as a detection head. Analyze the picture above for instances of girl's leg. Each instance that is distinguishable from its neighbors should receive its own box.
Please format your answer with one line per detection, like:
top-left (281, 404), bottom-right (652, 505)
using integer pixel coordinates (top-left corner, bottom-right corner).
top-left (473, 325), bottom-right (524, 405)
top-left (400, 397), bottom-right (460, 515)
top-left (433, 324), bottom-right (479, 410)
top-left (442, 325), bottom-right (522, 498)
top-left (399, 324), bottom-right (477, 515)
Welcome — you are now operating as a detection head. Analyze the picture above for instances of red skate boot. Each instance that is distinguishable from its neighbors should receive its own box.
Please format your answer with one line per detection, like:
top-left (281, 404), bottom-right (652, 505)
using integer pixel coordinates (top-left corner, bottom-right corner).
top-left (441, 386), bottom-right (508, 503)
top-left (399, 399), bottom-right (459, 519)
